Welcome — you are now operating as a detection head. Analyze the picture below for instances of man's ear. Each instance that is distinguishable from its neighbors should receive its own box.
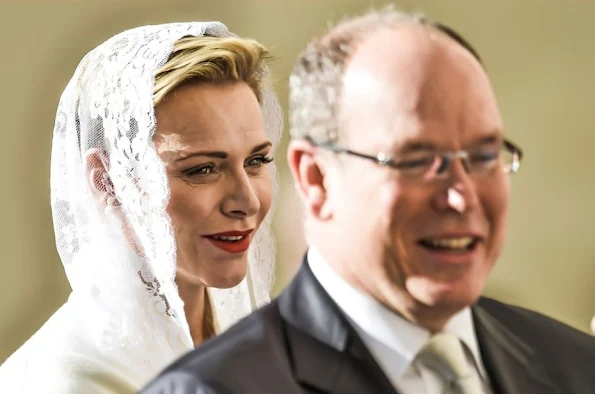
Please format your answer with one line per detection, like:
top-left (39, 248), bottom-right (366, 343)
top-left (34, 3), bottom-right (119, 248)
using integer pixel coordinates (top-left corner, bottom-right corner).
top-left (84, 148), bottom-right (116, 207)
top-left (287, 139), bottom-right (332, 220)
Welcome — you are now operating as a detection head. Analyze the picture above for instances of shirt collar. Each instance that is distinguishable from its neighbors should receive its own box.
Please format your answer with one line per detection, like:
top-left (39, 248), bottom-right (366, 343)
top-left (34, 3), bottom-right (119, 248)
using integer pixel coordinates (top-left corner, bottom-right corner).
top-left (307, 246), bottom-right (489, 381)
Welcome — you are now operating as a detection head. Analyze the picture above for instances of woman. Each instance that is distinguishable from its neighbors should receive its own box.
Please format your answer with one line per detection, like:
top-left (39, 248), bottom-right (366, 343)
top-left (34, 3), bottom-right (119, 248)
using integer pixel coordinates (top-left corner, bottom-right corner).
top-left (0, 21), bottom-right (282, 393)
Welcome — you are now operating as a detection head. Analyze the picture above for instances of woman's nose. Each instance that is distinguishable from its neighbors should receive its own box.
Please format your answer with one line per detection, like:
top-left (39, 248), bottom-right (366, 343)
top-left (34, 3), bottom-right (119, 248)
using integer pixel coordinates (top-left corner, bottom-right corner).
top-left (221, 173), bottom-right (260, 218)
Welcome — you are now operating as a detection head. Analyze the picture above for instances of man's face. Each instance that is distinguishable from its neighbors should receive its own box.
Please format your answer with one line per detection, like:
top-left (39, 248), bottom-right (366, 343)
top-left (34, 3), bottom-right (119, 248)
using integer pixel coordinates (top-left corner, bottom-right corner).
top-left (325, 26), bottom-right (510, 322)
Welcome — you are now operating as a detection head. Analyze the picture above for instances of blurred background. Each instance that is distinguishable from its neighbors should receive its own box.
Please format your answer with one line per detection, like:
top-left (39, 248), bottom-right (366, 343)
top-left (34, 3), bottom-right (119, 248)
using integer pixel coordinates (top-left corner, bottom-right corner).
top-left (1, 0), bottom-right (594, 362)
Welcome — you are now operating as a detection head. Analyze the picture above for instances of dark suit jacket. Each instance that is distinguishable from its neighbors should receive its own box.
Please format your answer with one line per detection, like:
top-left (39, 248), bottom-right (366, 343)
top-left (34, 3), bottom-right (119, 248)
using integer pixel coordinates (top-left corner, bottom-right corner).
top-left (141, 257), bottom-right (595, 393)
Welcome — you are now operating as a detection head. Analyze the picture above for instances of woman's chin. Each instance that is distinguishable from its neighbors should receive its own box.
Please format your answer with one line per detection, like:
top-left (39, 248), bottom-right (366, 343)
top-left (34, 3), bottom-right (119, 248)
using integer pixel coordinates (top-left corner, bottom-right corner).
top-left (176, 269), bottom-right (246, 289)
top-left (205, 268), bottom-right (247, 289)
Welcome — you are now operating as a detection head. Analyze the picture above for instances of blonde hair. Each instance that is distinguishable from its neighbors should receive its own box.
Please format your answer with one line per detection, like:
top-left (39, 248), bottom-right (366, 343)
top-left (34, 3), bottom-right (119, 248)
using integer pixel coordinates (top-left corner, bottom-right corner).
top-left (154, 35), bottom-right (271, 106)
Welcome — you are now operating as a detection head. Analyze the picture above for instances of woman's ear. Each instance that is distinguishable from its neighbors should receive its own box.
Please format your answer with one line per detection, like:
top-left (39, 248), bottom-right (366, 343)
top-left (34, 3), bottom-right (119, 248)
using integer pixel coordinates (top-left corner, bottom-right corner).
top-left (85, 148), bottom-right (142, 254)
top-left (287, 139), bottom-right (332, 221)
top-left (84, 148), bottom-right (117, 207)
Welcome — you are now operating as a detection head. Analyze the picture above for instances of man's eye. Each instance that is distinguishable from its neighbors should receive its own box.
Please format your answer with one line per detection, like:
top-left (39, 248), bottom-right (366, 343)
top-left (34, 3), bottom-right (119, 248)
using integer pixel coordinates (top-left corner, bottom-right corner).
top-left (395, 156), bottom-right (435, 170)
top-left (471, 151), bottom-right (499, 163)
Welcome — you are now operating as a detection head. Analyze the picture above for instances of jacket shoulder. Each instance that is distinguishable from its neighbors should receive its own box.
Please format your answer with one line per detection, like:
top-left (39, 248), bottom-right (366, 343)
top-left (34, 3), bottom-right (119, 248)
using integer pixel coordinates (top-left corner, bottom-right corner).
top-left (142, 300), bottom-right (293, 393)
top-left (477, 297), bottom-right (595, 355)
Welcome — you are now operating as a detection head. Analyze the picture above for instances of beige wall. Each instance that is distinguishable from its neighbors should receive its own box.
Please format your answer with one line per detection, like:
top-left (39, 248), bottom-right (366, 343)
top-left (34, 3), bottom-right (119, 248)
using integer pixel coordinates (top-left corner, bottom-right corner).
top-left (1, 0), bottom-right (594, 362)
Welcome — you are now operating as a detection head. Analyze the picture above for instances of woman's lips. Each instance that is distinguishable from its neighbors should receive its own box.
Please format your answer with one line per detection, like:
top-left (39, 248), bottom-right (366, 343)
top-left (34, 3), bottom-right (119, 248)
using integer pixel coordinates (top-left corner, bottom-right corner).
top-left (203, 230), bottom-right (254, 254)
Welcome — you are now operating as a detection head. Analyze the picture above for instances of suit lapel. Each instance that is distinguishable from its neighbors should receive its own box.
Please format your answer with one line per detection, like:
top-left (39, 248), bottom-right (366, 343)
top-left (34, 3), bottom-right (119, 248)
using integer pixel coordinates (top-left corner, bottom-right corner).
top-left (473, 301), bottom-right (559, 394)
top-left (277, 258), bottom-right (560, 394)
top-left (278, 258), bottom-right (398, 394)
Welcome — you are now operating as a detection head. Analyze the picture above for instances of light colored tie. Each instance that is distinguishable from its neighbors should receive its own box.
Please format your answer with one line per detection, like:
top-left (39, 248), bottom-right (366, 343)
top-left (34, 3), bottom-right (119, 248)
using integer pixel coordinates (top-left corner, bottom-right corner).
top-left (417, 333), bottom-right (485, 394)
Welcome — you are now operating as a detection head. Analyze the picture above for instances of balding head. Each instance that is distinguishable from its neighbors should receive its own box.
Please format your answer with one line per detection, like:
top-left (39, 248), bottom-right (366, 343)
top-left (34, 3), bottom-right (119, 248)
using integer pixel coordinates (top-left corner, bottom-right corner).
top-left (339, 24), bottom-right (500, 148)
top-left (289, 7), bottom-right (484, 144)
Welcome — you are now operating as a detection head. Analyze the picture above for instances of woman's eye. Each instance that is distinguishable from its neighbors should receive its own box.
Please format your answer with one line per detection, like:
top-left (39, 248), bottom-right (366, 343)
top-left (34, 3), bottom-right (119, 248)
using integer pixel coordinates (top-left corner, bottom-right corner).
top-left (184, 164), bottom-right (215, 177)
top-left (245, 156), bottom-right (274, 167)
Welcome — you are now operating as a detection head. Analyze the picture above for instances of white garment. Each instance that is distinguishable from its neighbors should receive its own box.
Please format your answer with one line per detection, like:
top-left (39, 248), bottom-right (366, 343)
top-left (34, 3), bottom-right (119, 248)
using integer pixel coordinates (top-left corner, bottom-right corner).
top-left (0, 22), bottom-right (282, 393)
top-left (307, 247), bottom-right (492, 394)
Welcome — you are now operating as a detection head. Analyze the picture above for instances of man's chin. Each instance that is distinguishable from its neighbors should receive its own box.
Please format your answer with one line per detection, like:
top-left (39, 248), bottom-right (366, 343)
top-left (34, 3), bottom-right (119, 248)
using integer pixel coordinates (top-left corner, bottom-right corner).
top-left (406, 276), bottom-right (483, 311)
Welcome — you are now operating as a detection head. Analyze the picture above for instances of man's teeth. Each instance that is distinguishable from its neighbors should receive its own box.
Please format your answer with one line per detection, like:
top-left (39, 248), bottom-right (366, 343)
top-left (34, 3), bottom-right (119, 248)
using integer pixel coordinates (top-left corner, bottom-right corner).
top-left (426, 237), bottom-right (474, 249)
top-left (212, 235), bottom-right (243, 241)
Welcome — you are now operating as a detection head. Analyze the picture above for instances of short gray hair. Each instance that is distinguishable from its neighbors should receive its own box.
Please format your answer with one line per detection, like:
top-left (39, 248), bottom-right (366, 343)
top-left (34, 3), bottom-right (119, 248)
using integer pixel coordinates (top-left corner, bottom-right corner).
top-left (288, 6), bottom-right (482, 144)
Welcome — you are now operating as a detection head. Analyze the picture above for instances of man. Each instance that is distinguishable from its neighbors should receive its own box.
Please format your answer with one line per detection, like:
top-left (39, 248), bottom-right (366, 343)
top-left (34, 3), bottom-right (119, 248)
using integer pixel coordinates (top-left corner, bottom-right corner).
top-left (141, 8), bottom-right (595, 394)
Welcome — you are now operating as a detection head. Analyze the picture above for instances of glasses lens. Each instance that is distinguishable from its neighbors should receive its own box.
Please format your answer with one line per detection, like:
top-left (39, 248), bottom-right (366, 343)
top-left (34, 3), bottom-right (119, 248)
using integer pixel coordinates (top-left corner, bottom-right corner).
top-left (394, 154), bottom-right (440, 179)
top-left (501, 147), bottom-right (521, 173)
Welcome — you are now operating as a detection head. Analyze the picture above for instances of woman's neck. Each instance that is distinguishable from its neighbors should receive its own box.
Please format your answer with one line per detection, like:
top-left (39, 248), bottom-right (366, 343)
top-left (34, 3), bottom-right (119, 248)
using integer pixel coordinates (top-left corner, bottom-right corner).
top-left (175, 275), bottom-right (206, 345)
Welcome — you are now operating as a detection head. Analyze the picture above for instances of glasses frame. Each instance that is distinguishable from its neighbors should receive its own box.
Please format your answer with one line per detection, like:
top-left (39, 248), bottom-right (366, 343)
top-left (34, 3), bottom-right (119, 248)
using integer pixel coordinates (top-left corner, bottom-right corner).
top-left (306, 136), bottom-right (524, 177)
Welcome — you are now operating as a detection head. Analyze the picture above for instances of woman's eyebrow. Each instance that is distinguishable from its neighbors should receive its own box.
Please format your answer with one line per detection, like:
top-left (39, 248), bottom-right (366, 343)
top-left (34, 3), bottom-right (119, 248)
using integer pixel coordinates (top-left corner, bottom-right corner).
top-left (175, 141), bottom-right (272, 163)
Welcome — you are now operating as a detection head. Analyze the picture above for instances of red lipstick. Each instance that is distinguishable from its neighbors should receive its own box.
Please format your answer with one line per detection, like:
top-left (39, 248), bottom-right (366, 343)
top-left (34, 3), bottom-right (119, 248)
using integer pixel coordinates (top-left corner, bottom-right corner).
top-left (203, 230), bottom-right (254, 254)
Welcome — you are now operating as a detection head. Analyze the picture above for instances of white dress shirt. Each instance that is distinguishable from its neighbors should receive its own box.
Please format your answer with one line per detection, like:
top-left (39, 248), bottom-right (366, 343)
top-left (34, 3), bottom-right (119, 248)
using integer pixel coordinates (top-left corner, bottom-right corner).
top-left (307, 247), bottom-right (492, 394)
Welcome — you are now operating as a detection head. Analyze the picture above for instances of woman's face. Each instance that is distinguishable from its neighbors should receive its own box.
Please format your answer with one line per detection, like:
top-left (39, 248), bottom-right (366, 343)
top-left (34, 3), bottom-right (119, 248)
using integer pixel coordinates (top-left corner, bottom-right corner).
top-left (154, 81), bottom-right (273, 289)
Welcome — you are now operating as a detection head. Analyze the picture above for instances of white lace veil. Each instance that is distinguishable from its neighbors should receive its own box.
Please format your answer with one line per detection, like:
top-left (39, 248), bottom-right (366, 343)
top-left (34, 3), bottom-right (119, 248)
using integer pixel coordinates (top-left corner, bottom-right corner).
top-left (47, 21), bottom-right (281, 385)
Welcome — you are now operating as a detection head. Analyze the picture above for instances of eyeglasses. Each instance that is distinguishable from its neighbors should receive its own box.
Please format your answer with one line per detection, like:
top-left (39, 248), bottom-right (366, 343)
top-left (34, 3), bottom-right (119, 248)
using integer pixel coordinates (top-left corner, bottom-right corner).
top-left (306, 137), bottom-right (524, 181)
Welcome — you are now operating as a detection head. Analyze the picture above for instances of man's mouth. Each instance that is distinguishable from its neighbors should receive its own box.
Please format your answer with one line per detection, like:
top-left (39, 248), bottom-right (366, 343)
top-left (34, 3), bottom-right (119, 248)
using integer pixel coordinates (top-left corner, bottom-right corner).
top-left (418, 236), bottom-right (480, 253)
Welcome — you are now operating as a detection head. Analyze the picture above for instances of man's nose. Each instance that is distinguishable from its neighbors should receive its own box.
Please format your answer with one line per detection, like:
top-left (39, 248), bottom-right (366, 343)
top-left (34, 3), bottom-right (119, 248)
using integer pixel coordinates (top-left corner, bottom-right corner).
top-left (433, 160), bottom-right (478, 214)
top-left (435, 153), bottom-right (471, 176)
top-left (446, 187), bottom-right (467, 213)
